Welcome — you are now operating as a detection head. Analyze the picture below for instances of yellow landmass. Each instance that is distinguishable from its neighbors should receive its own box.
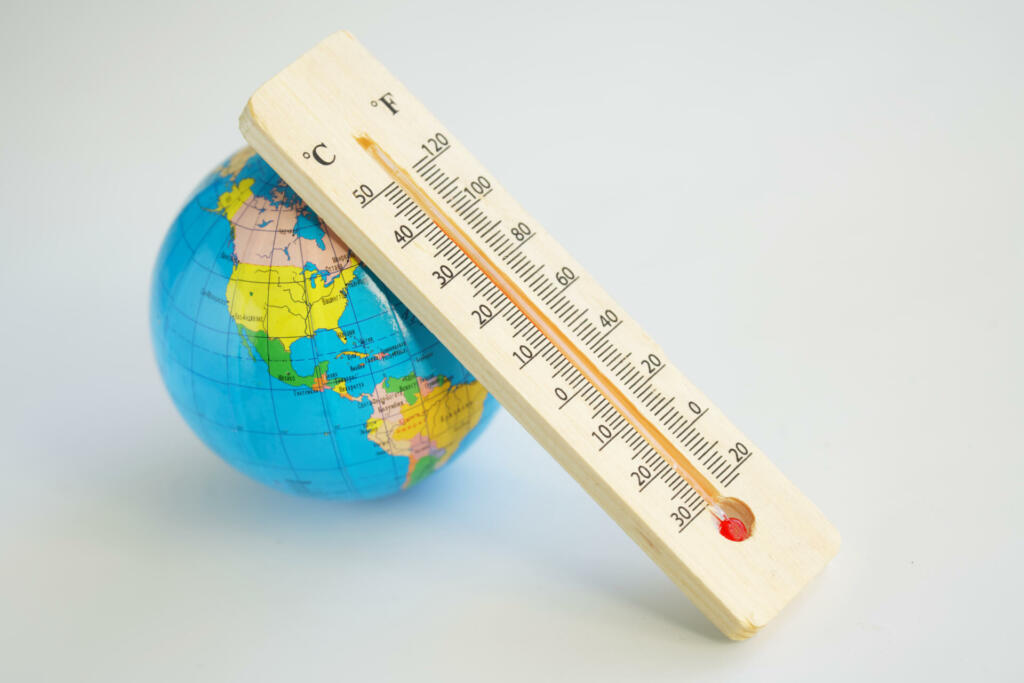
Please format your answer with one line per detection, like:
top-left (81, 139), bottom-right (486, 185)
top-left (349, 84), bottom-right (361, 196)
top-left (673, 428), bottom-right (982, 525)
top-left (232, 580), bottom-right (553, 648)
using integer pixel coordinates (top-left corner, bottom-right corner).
top-left (366, 417), bottom-right (383, 435)
top-left (225, 260), bottom-right (359, 351)
top-left (217, 178), bottom-right (255, 221)
top-left (422, 380), bottom-right (488, 466)
top-left (390, 411), bottom-right (426, 444)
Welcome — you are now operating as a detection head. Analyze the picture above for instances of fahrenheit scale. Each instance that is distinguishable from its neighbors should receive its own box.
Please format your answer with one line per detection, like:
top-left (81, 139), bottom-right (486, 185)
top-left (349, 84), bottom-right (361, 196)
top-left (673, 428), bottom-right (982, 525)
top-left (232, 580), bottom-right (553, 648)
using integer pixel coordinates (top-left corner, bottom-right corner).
top-left (240, 31), bottom-right (839, 639)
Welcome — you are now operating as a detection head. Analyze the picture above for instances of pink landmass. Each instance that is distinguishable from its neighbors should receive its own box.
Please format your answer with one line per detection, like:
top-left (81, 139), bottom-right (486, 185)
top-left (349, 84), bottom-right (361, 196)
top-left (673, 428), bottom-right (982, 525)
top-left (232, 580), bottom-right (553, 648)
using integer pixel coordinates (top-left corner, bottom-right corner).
top-left (363, 381), bottom-right (406, 422)
top-left (417, 376), bottom-right (442, 395)
top-left (229, 193), bottom-right (355, 274)
top-left (407, 433), bottom-right (441, 460)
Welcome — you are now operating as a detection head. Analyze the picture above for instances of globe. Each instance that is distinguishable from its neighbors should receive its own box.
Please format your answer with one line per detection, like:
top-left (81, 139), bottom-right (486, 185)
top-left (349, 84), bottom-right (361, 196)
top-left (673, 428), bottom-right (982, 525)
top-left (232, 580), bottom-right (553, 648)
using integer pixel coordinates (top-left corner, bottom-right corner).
top-left (151, 148), bottom-right (498, 499)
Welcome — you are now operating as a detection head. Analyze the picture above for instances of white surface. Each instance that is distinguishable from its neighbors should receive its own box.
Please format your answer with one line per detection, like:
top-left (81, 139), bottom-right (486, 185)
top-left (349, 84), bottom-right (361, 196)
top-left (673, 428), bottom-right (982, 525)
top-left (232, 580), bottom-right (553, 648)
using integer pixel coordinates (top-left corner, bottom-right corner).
top-left (1, 1), bottom-right (1020, 680)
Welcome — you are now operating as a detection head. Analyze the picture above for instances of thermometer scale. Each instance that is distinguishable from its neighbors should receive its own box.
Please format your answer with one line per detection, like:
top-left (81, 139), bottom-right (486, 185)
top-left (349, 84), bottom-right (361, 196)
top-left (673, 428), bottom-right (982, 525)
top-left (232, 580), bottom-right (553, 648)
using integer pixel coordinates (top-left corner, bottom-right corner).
top-left (240, 31), bottom-right (839, 639)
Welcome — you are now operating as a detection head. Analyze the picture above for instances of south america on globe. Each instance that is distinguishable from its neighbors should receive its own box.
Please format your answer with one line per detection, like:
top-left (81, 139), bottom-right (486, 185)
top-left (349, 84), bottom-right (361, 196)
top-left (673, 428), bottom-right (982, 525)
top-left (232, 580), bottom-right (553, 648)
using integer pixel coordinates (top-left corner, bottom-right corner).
top-left (151, 148), bottom-right (498, 498)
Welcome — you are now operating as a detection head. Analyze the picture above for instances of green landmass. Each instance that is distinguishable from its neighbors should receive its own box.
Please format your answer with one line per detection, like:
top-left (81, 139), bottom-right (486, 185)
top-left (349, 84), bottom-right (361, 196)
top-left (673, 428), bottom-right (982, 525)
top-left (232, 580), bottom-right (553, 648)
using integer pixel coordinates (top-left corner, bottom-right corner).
top-left (384, 373), bottom-right (422, 405)
top-left (237, 324), bottom-right (330, 389)
top-left (407, 455), bottom-right (439, 487)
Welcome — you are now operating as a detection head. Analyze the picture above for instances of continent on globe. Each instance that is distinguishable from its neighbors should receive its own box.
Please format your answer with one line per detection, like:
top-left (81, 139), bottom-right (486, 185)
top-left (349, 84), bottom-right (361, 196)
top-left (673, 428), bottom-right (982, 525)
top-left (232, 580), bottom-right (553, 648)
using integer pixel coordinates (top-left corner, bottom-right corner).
top-left (150, 147), bottom-right (498, 498)
top-left (362, 374), bottom-right (489, 486)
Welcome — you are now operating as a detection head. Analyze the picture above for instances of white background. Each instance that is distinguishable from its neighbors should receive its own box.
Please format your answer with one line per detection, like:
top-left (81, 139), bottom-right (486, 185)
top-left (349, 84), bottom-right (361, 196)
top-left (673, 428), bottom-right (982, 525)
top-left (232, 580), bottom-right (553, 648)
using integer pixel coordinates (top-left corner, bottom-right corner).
top-left (2, 1), bottom-right (1021, 680)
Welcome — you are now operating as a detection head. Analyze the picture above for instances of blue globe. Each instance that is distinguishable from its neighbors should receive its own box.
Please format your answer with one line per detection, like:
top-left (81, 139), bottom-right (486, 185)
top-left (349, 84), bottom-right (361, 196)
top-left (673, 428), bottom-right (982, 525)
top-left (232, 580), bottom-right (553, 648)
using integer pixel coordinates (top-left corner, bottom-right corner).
top-left (151, 148), bottom-right (498, 498)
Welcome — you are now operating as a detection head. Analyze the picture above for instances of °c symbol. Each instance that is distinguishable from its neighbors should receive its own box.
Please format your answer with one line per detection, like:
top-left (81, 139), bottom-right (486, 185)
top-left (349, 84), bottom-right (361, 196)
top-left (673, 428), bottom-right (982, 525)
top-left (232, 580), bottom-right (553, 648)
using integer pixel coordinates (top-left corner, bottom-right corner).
top-left (303, 143), bottom-right (335, 165)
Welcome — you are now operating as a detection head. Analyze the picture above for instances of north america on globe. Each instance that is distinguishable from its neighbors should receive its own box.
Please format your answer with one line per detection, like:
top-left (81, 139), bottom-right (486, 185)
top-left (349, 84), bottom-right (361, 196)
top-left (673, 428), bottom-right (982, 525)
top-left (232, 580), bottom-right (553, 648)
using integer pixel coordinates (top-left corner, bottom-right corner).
top-left (151, 148), bottom-right (497, 498)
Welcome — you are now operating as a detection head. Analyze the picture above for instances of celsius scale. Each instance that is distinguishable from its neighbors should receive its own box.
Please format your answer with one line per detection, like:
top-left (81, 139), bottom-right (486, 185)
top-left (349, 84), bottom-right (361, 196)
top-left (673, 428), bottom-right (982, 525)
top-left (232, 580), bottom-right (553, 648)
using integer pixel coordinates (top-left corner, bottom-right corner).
top-left (240, 31), bottom-right (839, 639)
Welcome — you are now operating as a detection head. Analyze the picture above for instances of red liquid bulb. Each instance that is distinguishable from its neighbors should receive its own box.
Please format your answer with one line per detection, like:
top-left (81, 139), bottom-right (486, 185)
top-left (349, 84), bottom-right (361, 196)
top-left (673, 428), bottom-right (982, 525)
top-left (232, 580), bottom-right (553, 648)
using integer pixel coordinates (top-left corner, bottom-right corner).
top-left (719, 517), bottom-right (749, 542)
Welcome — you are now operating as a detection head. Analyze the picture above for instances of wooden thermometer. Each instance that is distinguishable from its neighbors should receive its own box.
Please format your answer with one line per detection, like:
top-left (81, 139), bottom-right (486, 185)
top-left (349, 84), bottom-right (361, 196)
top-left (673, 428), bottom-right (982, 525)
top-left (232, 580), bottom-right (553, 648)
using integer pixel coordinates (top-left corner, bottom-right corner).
top-left (240, 31), bottom-right (839, 639)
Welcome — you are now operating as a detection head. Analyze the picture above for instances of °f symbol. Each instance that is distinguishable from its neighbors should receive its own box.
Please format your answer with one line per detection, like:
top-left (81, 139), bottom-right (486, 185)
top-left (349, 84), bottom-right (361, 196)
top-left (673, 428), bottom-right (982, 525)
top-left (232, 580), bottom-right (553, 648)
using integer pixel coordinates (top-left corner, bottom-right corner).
top-left (370, 91), bottom-right (399, 114)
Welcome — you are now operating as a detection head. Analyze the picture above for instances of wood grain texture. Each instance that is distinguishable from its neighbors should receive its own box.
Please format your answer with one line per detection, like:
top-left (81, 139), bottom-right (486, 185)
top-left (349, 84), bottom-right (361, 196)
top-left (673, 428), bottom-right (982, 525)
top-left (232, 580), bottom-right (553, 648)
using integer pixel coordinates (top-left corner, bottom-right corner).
top-left (240, 31), bottom-right (839, 639)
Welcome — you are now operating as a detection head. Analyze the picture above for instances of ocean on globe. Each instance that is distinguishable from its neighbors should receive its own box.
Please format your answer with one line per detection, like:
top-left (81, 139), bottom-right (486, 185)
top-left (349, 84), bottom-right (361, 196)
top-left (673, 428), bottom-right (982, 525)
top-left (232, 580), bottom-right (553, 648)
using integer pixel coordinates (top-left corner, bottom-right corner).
top-left (151, 148), bottom-right (498, 499)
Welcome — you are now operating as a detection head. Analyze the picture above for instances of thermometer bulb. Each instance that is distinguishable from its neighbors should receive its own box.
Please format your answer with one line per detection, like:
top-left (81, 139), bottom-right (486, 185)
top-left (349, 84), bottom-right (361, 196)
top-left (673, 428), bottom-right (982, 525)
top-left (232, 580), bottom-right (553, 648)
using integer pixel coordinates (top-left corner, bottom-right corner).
top-left (719, 517), bottom-right (749, 542)
top-left (711, 498), bottom-right (755, 542)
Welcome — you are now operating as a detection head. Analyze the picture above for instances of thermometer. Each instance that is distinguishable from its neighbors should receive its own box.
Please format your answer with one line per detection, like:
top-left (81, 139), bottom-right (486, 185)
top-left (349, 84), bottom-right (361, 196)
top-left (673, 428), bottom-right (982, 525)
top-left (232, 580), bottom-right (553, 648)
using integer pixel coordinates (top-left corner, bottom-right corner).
top-left (240, 31), bottom-right (839, 639)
